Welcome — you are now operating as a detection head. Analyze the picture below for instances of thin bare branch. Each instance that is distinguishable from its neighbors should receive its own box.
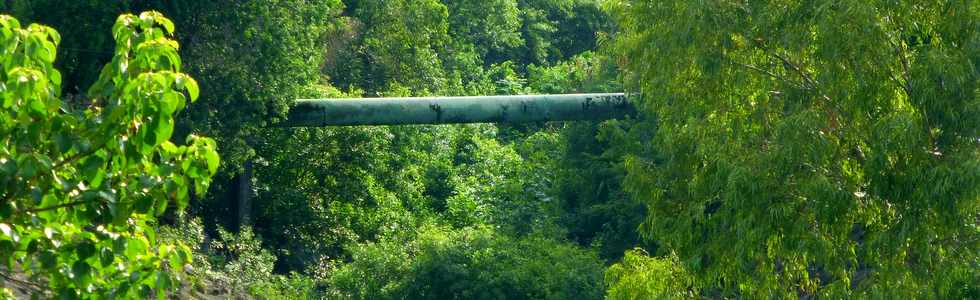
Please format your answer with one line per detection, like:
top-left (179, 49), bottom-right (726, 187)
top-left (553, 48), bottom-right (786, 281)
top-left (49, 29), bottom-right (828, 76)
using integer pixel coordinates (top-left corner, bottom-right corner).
top-left (727, 59), bottom-right (809, 90)
top-left (22, 198), bottom-right (100, 214)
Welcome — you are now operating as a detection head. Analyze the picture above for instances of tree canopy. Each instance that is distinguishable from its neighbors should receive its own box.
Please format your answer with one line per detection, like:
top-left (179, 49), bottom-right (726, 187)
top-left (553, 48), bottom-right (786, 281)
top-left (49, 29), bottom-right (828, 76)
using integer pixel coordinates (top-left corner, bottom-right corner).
top-left (1, 0), bottom-right (976, 298)
top-left (608, 0), bottom-right (978, 297)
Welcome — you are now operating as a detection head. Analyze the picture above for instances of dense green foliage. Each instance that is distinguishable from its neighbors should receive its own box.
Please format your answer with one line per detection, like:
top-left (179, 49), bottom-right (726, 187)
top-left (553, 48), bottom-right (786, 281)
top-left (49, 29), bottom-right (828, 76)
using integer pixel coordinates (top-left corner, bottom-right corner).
top-left (604, 249), bottom-right (693, 299)
top-left (2, 1), bottom-right (628, 298)
top-left (0, 12), bottom-right (217, 297)
top-left (327, 225), bottom-right (604, 299)
top-left (2, 0), bottom-right (976, 298)
top-left (608, 0), bottom-right (979, 297)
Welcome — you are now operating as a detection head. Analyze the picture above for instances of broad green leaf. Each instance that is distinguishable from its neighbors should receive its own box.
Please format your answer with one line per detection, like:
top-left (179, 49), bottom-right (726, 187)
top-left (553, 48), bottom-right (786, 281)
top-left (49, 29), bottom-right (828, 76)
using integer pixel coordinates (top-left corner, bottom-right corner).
top-left (48, 68), bottom-right (60, 86)
top-left (204, 149), bottom-right (219, 175)
top-left (160, 91), bottom-right (178, 115)
top-left (80, 155), bottom-right (105, 182)
top-left (154, 115), bottom-right (174, 145)
top-left (38, 250), bottom-right (56, 269)
top-left (154, 196), bottom-right (168, 216)
top-left (155, 16), bottom-right (175, 35)
top-left (43, 26), bottom-right (59, 45)
top-left (71, 260), bottom-right (91, 284)
top-left (76, 241), bottom-right (96, 259)
top-left (37, 194), bottom-right (59, 220)
top-left (28, 97), bottom-right (46, 116)
top-left (134, 196), bottom-right (153, 214)
top-left (41, 41), bottom-right (56, 63)
top-left (182, 76), bottom-right (198, 101)
top-left (99, 247), bottom-right (114, 267)
top-left (125, 238), bottom-right (147, 260)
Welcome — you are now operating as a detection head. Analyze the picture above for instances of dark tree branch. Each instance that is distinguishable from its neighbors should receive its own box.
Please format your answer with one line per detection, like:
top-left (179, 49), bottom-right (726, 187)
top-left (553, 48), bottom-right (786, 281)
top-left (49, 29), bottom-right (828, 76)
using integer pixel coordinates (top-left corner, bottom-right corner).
top-left (0, 271), bottom-right (47, 293)
top-left (881, 31), bottom-right (914, 98)
top-left (22, 198), bottom-right (100, 214)
top-left (754, 41), bottom-right (833, 103)
top-left (728, 59), bottom-right (809, 90)
top-left (1, 138), bottom-right (109, 204)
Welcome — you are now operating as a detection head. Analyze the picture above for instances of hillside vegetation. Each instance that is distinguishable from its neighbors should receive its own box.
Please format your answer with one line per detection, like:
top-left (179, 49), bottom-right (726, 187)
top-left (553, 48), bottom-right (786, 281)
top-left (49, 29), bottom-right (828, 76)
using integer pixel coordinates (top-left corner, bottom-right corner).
top-left (0, 1), bottom-right (976, 299)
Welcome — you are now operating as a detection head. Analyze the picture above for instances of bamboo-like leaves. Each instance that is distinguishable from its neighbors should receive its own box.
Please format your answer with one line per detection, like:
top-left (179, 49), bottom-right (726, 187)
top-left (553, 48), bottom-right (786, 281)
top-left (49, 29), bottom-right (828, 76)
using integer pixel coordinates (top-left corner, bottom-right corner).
top-left (607, 1), bottom-right (979, 297)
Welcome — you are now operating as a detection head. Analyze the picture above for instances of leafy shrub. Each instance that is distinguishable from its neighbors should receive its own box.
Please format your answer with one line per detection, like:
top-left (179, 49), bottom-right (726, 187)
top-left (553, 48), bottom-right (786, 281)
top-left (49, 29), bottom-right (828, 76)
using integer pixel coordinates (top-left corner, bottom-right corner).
top-left (327, 225), bottom-right (604, 300)
top-left (160, 218), bottom-right (317, 299)
top-left (604, 249), bottom-right (695, 299)
top-left (207, 227), bottom-right (278, 292)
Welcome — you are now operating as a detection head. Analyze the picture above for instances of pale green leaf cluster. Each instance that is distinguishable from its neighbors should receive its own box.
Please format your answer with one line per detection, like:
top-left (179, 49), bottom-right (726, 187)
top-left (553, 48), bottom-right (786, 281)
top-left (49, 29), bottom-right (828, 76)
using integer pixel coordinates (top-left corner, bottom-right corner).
top-left (0, 12), bottom-right (218, 298)
top-left (604, 248), bottom-right (695, 299)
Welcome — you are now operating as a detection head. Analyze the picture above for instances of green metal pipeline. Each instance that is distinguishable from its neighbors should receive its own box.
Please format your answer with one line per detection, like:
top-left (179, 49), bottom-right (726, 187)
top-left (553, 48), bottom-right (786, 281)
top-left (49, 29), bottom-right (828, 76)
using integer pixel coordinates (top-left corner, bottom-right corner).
top-left (279, 93), bottom-right (634, 126)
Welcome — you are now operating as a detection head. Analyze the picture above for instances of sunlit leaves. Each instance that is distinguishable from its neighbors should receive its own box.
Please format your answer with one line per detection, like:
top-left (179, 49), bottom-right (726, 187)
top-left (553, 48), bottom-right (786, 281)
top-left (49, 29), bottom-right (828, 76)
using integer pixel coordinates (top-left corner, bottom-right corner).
top-left (608, 0), bottom-right (979, 297)
top-left (328, 225), bottom-right (605, 299)
top-left (0, 12), bottom-right (219, 298)
top-left (604, 249), bottom-right (694, 299)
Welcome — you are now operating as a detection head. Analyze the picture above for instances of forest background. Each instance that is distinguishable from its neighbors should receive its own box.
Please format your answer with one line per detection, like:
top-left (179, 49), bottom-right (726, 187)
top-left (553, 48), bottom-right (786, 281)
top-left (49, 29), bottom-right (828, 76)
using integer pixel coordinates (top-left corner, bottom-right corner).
top-left (0, 0), bottom-right (976, 299)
